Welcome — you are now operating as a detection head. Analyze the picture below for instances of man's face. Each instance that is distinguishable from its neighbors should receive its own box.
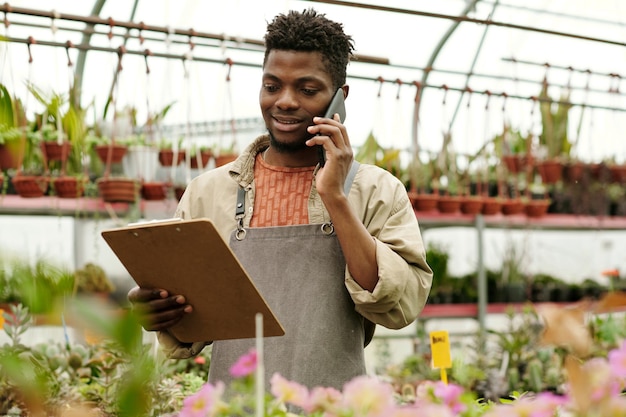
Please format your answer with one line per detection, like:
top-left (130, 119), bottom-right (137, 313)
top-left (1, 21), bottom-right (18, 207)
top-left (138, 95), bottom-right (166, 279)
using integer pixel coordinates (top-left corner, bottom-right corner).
top-left (260, 50), bottom-right (335, 152)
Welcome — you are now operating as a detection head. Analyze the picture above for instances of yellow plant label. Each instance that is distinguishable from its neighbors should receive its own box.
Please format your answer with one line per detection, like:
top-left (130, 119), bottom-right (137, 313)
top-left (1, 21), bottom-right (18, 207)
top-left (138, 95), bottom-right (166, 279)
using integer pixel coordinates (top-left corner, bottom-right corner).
top-left (0, 309), bottom-right (4, 329)
top-left (430, 330), bottom-right (451, 369)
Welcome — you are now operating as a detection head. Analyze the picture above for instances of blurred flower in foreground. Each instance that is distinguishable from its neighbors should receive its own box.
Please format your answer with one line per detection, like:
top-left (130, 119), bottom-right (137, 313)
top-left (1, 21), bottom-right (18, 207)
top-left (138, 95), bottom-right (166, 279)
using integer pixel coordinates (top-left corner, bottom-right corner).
top-left (229, 348), bottom-right (257, 378)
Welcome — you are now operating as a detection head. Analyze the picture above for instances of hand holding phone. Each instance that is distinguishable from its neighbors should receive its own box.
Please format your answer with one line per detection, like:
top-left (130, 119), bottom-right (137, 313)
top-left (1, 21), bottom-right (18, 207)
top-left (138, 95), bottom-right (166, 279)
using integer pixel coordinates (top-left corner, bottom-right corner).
top-left (318, 89), bottom-right (347, 167)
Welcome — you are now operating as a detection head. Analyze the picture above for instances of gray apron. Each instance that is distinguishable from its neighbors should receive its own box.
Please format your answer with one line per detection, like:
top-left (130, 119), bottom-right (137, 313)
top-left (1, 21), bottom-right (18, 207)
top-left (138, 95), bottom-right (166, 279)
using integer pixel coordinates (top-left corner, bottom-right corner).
top-left (208, 163), bottom-right (366, 391)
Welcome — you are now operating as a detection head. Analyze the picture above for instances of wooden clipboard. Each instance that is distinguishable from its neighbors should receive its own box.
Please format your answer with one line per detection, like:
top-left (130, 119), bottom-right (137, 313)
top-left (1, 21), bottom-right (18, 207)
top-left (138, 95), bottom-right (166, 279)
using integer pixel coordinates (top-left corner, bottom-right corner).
top-left (101, 218), bottom-right (285, 343)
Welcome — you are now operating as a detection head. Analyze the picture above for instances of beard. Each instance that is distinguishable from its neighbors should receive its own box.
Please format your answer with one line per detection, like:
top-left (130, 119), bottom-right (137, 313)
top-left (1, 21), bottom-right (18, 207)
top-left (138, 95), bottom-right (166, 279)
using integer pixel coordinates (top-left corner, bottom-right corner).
top-left (267, 129), bottom-right (313, 153)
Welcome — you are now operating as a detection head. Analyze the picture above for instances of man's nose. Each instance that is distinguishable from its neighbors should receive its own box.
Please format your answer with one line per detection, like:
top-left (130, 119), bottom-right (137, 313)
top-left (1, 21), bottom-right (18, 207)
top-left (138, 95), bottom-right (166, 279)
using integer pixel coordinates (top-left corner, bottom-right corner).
top-left (275, 90), bottom-right (299, 110)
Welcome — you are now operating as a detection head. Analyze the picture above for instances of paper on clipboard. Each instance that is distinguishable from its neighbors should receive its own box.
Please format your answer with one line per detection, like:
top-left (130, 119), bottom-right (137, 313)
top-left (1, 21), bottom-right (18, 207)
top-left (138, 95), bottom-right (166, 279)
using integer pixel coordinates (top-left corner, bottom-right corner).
top-left (101, 218), bottom-right (285, 343)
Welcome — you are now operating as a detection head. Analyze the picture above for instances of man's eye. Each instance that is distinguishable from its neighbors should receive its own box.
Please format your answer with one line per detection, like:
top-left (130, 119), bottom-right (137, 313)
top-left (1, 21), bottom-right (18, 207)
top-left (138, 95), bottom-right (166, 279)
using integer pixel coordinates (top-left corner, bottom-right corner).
top-left (302, 89), bottom-right (318, 96)
top-left (263, 84), bottom-right (279, 92)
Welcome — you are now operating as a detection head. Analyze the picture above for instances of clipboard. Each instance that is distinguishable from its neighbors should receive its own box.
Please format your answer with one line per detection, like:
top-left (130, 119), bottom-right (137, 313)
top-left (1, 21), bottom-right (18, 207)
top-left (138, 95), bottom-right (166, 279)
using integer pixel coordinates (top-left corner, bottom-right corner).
top-left (101, 218), bottom-right (285, 343)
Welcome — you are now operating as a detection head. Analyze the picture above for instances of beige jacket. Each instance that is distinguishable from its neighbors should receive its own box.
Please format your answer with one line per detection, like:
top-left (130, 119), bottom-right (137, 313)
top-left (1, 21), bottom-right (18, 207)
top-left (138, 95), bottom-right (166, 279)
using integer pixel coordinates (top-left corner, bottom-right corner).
top-left (159, 134), bottom-right (432, 357)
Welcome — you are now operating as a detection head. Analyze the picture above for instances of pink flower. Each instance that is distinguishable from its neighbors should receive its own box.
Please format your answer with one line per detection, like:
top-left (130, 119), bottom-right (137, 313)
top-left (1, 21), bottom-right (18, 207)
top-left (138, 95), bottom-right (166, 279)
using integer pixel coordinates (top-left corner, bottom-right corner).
top-left (179, 382), bottom-right (225, 417)
top-left (270, 373), bottom-right (309, 408)
top-left (394, 403), bottom-right (453, 417)
top-left (194, 356), bottom-right (206, 365)
top-left (305, 385), bottom-right (343, 414)
top-left (229, 348), bottom-right (257, 378)
top-left (608, 340), bottom-right (626, 379)
top-left (433, 382), bottom-right (466, 414)
top-left (341, 375), bottom-right (396, 417)
top-left (581, 357), bottom-right (621, 400)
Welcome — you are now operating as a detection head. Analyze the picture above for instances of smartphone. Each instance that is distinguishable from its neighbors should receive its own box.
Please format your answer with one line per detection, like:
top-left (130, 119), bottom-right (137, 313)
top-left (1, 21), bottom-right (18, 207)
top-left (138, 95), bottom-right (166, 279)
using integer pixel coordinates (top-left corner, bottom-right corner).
top-left (318, 88), bottom-right (346, 166)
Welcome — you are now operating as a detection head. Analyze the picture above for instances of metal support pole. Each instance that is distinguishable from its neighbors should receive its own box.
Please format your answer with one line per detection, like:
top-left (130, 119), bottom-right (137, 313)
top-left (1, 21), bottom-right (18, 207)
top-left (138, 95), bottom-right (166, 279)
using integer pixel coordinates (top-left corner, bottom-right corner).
top-left (476, 214), bottom-right (487, 342)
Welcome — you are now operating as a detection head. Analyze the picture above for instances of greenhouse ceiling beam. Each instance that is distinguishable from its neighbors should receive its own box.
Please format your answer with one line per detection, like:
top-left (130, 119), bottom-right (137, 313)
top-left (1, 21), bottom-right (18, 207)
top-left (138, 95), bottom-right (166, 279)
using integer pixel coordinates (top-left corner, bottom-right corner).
top-left (447, 0), bottom-right (501, 133)
top-left (0, 3), bottom-right (390, 67)
top-left (502, 57), bottom-right (626, 80)
top-left (6, 34), bottom-right (625, 114)
top-left (303, 0), bottom-right (626, 47)
top-left (480, 0), bottom-right (626, 29)
top-left (3, 4), bottom-right (620, 97)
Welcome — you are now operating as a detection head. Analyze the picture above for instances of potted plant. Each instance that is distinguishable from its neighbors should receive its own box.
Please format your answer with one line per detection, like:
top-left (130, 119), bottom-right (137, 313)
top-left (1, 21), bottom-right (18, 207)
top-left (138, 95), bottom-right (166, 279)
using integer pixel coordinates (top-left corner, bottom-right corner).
top-left (25, 81), bottom-right (72, 165)
top-left (0, 256), bottom-right (75, 320)
top-left (158, 136), bottom-right (185, 167)
top-left (407, 155), bottom-right (439, 212)
top-left (10, 127), bottom-right (49, 198)
top-left (188, 144), bottom-right (213, 170)
top-left (536, 79), bottom-right (573, 184)
top-left (51, 81), bottom-right (91, 198)
top-left (0, 83), bottom-right (28, 172)
top-left (73, 262), bottom-right (115, 299)
top-left (95, 106), bottom-right (141, 203)
top-left (494, 124), bottom-right (533, 175)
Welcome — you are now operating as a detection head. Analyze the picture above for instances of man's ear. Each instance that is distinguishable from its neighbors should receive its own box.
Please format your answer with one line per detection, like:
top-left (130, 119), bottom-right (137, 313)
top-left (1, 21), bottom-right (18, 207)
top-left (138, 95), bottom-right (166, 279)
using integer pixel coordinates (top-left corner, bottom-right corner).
top-left (341, 85), bottom-right (349, 99)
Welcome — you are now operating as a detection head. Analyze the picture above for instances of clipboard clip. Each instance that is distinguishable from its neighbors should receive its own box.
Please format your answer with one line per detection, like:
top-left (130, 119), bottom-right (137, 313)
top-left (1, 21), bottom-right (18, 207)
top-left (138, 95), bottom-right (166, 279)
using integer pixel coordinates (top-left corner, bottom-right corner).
top-left (127, 217), bottom-right (182, 226)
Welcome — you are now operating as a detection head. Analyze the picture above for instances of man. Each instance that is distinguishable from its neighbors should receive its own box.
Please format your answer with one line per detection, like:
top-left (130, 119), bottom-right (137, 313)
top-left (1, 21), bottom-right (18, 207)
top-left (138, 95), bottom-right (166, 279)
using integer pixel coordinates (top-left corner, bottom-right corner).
top-left (128, 8), bottom-right (432, 390)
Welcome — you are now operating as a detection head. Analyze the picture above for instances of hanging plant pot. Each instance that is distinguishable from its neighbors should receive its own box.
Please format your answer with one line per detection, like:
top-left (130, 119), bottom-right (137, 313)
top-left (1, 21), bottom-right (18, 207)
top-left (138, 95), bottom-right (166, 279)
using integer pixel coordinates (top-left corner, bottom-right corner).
top-left (0, 140), bottom-right (26, 171)
top-left (563, 161), bottom-right (585, 183)
top-left (141, 181), bottom-right (169, 201)
top-left (174, 185), bottom-right (186, 201)
top-left (536, 159), bottom-right (563, 184)
top-left (190, 150), bottom-right (213, 169)
top-left (436, 195), bottom-right (462, 214)
top-left (459, 196), bottom-right (484, 215)
top-left (408, 192), bottom-right (439, 212)
top-left (158, 149), bottom-right (186, 167)
top-left (11, 175), bottom-right (49, 198)
top-left (214, 152), bottom-right (238, 167)
top-left (96, 177), bottom-right (138, 203)
top-left (501, 154), bottom-right (525, 174)
top-left (524, 199), bottom-right (551, 218)
top-left (52, 176), bottom-right (88, 199)
top-left (95, 144), bottom-right (127, 164)
top-left (42, 141), bottom-right (72, 162)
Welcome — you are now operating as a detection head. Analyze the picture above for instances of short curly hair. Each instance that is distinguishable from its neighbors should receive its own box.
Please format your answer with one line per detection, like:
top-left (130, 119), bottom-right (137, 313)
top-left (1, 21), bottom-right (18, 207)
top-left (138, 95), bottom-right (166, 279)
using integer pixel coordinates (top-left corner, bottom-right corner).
top-left (263, 8), bottom-right (355, 90)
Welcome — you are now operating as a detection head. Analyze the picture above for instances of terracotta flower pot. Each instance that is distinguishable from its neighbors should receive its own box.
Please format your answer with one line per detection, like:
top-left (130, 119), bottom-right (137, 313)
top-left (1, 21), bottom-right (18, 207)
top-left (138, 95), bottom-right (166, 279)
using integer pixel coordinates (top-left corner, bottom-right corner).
top-left (42, 141), bottom-right (72, 162)
top-left (52, 176), bottom-right (87, 199)
top-left (502, 155), bottom-right (525, 174)
top-left (97, 177), bottom-right (138, 203)
top-left (408, 192), bottom-right (439, 212)
top-left (501, 199), bottom-right (525, 215)
top-left (536, 159), bottom-right (563, 184)
top-left (563, 161), bottom-right (585, 183)
top-left (436, 195), bottom-right (462, 214)
top-left (174, 185), bottom-right (186, 201)
top-left (95, 144), bottom-right (127, 164)
top-left (141, 181), bottom-right (169, 201)
top-left (11, 175), bottom-right (49, 198)
top-left (460, 197), bottom-right (484, 215)
top-left (190, 150), bottom-right (213, 169)
top-left (0, 140), bottom-right (26, 170)
top-left (158, 149), bottom-right (186, 167)
top-left (481, 198), bottom-right (502, 215)
top-left (524, 199), bottom-right (551, 218)
top-left (214, 153), bottom-right (238, 167)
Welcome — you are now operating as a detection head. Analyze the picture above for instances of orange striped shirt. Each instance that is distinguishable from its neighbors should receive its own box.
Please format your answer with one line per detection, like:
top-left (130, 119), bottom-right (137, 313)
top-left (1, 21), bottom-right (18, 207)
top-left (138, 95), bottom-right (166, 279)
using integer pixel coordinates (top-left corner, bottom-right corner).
top-left (250, 152), bottom-right (316, 227)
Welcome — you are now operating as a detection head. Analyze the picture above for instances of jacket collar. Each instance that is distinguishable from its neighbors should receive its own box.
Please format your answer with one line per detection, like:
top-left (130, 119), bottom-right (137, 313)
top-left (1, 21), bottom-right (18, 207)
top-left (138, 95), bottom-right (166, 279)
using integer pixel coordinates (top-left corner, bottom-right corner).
top-left (228, 134), bottom-right (270, 187)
